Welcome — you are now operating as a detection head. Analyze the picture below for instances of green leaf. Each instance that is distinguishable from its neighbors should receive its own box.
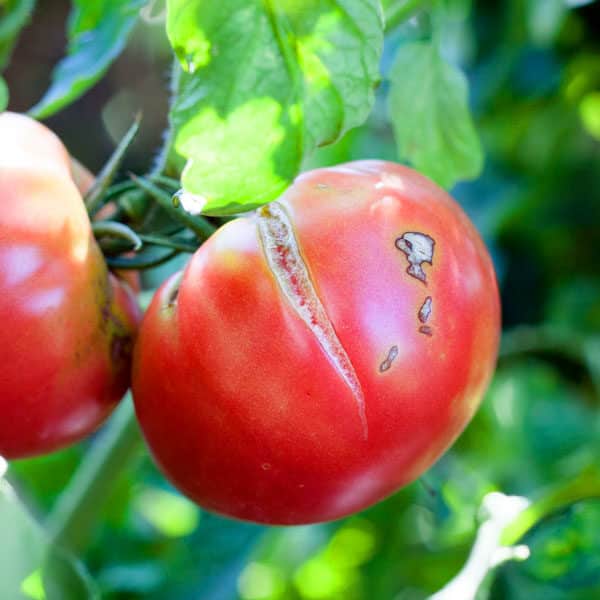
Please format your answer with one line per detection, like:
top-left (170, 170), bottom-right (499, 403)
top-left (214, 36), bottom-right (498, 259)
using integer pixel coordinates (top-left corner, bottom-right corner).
top-left (0, 0), bottom-right (35, 71)
top-left (387, 40), bottom-right (483, 189)
top-left (0, 478), bottom-right (99, 599)
top-left (0, 75), bottom-right (8, 110)
top-left (167, 0), bottom-right (383, 215)
top-left (28, 0), bottom-right (144, 119)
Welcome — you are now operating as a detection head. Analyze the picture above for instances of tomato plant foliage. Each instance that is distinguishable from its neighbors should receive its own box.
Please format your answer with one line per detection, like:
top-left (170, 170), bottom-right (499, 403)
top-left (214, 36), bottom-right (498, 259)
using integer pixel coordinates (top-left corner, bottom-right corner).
top-left (29, 0), bottom-right (145, 119)
top-left (388, 40), bottom-right (483, 189)
top-left (167, 0), bottom-right (385, 215)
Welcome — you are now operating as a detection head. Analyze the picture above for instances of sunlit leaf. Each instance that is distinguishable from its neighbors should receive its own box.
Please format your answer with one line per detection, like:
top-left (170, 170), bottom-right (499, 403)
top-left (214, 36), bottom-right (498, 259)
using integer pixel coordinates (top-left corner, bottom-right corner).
top-left (167, 0), bottom-right (383, 215)
top-left (29, 0), bottom-right (144, 119)
top-left (388, 40), bottom-right (483, 188)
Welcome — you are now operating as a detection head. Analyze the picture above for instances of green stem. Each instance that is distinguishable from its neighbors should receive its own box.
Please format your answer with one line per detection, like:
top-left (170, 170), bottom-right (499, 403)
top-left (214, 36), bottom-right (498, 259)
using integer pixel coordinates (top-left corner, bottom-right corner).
top-left (500, 465), bottom-right (600, 546)
top-left (384, 0), bottom-right (430, 32)
top-left (47, 396), bottom-right (142, 552)
top-left (131, 174), bottom-right (217, 240)
top-left (138, 233), bottom-right (198, 253)
top-left (151, 174), bottom-right (181, 190)
top-left (432, 465), bottom-right (600, 599)
top-left (92, 221), bottom-right (142, 251)
top-left (100, 180), bottom-right (138, 203)
top-left (85, 116), bottom-right (141, 215)
top-left (106, 248), bottom-right (179, 270)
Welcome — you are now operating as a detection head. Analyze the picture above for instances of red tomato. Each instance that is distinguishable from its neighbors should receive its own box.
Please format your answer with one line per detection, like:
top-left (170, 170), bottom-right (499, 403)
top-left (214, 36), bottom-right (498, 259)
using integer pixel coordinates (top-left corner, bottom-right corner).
top-left (0, 112), bottom-right (140, 459)
top-left (133, 161), bottom-right (500, 524)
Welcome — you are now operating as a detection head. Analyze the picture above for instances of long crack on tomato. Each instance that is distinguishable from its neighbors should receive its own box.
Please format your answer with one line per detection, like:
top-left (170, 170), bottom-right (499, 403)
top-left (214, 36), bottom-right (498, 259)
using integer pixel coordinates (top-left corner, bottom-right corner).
top-left (257, 201), bottom-right (368, 439)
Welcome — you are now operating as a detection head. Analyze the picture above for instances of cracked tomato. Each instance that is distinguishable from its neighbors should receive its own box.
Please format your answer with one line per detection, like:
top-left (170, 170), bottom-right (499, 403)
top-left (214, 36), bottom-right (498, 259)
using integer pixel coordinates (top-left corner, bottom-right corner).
top-left (0, 112), bottom-right (140, 459)
top-left (132, 161), bottom-right (500, 524)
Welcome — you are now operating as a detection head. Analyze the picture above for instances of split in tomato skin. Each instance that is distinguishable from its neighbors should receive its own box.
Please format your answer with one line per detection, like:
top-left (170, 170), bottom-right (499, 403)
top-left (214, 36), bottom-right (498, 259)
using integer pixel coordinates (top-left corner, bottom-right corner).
top-left (0, 112), bottom-right (140, 459)
top-left (133, 160), bottom-right (500, 525)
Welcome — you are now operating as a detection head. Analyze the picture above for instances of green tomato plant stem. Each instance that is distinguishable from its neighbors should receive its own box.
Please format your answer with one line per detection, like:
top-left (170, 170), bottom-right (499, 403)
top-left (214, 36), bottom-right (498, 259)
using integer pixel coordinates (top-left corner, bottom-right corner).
top-left (85, 117), bottom-right (141, 215)
top-left (384, 0), bottom-right (430, 32)
top-left (130, 174), bottom-right (217, 240)
top-left (137, 232), bottom-right (198, 253)
top-left (500, 465), bottom-right (600, 546)
top-left (105, 248), bottom-right (180, 270)
top-left (47, 396), bottom-right (143, 553)
top-left (92, 221), bottom-right (143, 251)
top-left (431, 465), bottom-right (600, 599)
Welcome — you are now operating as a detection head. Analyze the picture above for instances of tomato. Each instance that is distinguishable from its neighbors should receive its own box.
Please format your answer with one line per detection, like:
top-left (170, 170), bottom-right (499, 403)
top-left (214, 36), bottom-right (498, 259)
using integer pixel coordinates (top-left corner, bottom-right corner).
top-left (0, 112), bottom-right (140, 459)
top-left (132, 161), bottom-right (500, 525)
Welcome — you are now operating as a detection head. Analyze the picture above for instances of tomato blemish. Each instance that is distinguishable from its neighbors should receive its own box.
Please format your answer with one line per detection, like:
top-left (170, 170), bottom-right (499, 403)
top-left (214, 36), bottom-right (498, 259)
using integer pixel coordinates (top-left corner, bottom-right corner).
top-left (418, 296), bottom-right (432, 323)
top-left (395, 232), bottom-right (435, 284)
top-left (379, 345), bottom-right (399, 373)
top-left (257, 202), bottom-right (368, 438)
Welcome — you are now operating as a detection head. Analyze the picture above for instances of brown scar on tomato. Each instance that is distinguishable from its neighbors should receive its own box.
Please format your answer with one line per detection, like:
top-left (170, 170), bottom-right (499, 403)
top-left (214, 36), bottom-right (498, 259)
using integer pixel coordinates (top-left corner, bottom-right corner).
top-left (157, 271), bottom-right (184, 314)
top-left (395, 232), bottom-right (435, 284)
top-left (165, 272), bottom-right (184, 309)
top-left (419, 296), bottom-right (432, 323)
top-left (379, 345), bottom-right (399, 373)
top-left (419, 325), bottom-right (433, 336)
top-left (168, 287), bottom-right (179, 307)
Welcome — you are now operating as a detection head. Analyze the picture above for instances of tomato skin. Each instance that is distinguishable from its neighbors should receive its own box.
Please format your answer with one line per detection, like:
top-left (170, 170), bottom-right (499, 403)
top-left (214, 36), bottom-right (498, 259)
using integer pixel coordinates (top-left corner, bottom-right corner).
top-left (0, 112), bottom-right (140, 459)
top-left (133, 161), bottom-right (500, 525)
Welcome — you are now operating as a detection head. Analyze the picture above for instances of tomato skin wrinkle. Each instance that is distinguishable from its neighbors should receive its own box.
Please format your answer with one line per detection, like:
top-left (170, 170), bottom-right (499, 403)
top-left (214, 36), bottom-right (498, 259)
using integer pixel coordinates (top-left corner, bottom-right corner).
top-left (0, 112), bottom-right (140, 459)
top-left (132, 160), bottom-right (500, 525)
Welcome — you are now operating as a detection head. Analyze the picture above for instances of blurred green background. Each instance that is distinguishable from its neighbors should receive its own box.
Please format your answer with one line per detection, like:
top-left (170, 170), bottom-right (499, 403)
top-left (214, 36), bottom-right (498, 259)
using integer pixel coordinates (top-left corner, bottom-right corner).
top-left (3, 0), bottom-right (600, 598)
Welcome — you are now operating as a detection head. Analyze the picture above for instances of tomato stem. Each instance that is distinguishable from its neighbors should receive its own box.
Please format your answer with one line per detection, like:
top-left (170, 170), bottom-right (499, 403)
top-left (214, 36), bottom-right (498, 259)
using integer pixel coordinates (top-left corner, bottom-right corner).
top-left (46, 395), bottom-right (142, 552)
top-left (92, 221), bottom-right (143, 252)
top-left (430, 465), bottom-right (600, 599)
top-left (384, 0), bottom-right (430, 32)
top-left (138, 233), bottom-right (198, 253)
top-left (130, 174), bottom-right (217, 240)
top-left (106, 248), bottom-right (179, 270)
top-left (85, 116), bottom-right (141, 215)
top-left (500, 465), bottom-right (600, 546)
